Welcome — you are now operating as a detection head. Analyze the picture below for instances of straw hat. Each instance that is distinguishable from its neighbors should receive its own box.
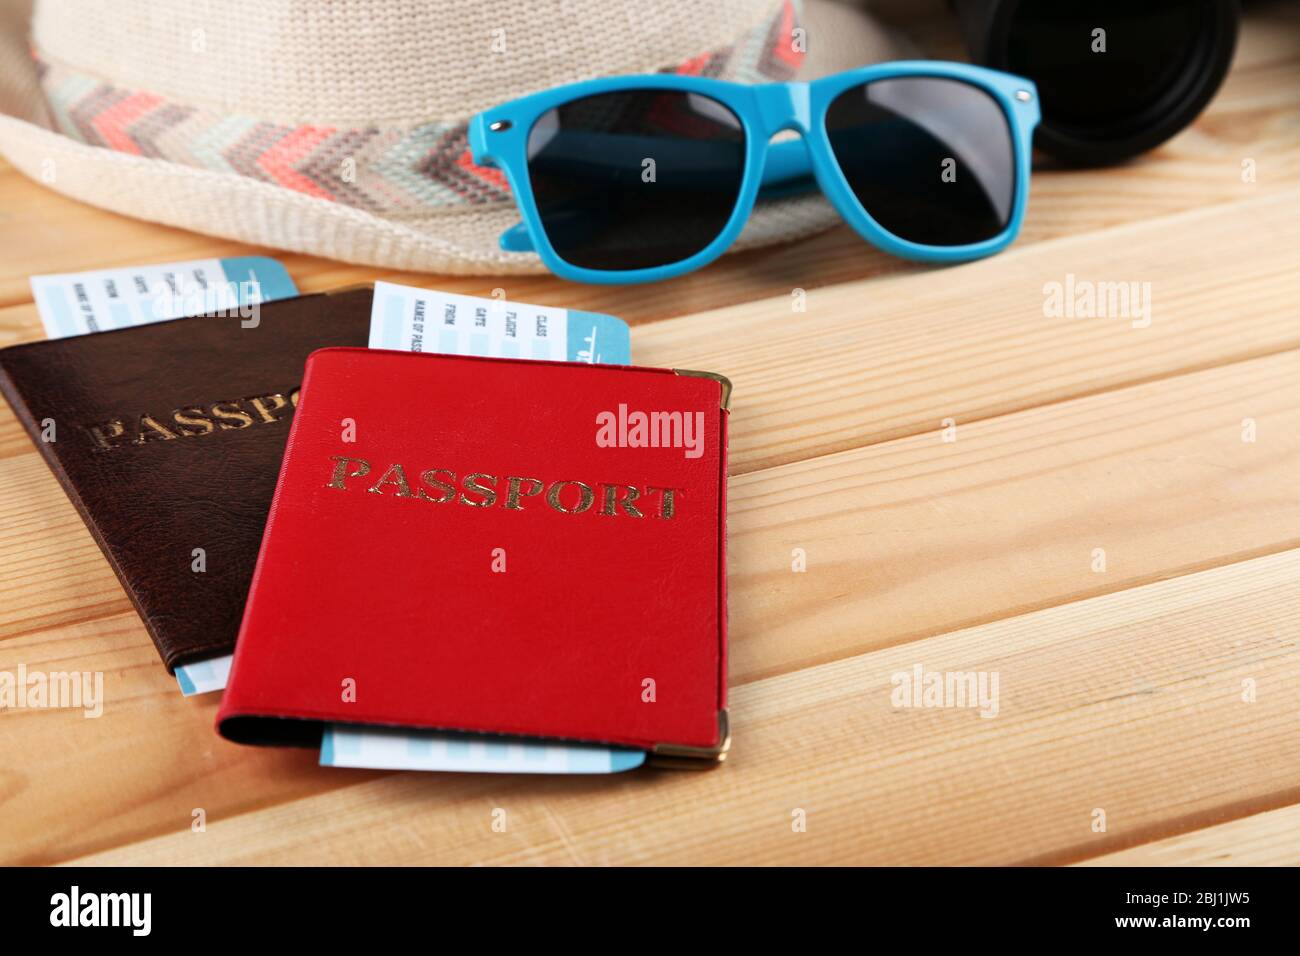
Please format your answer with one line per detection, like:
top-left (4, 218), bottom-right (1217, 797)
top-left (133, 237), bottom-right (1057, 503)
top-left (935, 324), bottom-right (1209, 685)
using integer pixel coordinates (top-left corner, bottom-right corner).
top-left (0, 0), bottom-right (906, 275)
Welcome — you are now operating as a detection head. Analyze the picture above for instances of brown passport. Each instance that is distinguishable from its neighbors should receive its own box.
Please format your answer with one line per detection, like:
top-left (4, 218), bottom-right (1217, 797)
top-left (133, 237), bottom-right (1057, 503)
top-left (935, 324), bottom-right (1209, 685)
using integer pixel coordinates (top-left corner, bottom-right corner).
top-left (0, 287), bottom-right (372, 671)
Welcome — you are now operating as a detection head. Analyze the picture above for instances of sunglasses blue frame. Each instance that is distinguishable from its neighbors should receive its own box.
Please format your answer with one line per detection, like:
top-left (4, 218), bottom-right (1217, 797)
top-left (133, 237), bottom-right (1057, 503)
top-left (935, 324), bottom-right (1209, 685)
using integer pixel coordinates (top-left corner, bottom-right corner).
top-left (469, 61), bottom-right (1040, 285)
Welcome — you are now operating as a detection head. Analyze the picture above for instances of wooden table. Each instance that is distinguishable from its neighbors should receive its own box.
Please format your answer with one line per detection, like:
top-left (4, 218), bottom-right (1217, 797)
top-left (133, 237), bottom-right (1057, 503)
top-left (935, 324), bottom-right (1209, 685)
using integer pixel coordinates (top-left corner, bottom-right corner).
top-left (2, 2), bottom-right (1299, 866)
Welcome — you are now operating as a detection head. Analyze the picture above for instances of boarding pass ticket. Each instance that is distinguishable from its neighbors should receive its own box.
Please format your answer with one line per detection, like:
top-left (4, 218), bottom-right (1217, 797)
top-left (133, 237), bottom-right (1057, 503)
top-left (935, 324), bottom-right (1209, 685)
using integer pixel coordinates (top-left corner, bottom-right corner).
top-left (29, 256), bottom-right (297, 339)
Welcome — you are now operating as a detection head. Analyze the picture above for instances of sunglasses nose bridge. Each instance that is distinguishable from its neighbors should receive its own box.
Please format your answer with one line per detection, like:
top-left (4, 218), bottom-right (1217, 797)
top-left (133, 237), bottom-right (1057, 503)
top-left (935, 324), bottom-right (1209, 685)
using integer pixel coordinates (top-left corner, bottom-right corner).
top-left (754, 82), bottom-right (812, 138)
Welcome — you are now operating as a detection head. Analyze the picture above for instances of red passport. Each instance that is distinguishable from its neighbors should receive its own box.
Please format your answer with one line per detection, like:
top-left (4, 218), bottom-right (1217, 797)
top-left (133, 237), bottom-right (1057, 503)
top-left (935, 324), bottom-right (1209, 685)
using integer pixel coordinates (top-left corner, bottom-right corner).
top-left (218, 348), bottom-right (730, 764)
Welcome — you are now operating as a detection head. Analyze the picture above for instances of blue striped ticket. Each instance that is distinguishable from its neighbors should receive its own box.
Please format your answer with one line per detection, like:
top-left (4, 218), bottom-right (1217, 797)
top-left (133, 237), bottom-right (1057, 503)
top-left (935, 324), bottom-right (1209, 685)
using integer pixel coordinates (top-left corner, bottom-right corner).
top-left (30, 256), bottom-right (297, 338)
top-left (367, 280), bottom-right (630, 364)
top-left (174, 655), bottom-right (231, 696)
top-left (321, 726), bottom-right (645, 774)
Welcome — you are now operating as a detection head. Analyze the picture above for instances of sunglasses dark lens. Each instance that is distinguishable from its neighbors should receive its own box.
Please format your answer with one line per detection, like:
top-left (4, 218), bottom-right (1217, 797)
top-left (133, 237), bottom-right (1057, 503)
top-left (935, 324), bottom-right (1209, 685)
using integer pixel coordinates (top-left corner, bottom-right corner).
top-left (525, 90), bottom-right (745, 272)
top-left (825, 77), bottom-right (1016, 247)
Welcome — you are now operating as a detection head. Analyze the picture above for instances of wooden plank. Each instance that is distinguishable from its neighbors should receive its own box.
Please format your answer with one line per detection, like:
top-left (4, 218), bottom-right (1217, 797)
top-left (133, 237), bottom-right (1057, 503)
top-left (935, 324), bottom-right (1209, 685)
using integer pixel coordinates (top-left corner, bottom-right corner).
top-left (5, 189), bottom-right (1300, 476)
top-left (60, 549), bottom-right (1300, 865)
top-left (0, 453), bottom-right (131, 639)
top-left (4, 346), bottom-right (1297, 681)
top-left (0, 612), bottom-right (378, 865)
top-left (4, 347), bottom-right (1298, 862)
top-left (1228, 0), bottom-right (1300, 70)
top-left (0, 174), bottom-right (380, 316)
top-left (4, 342), bottom-right (1298, 675)
top-left (1079, 805), bottom-right (1300, 867)
top-left (726, 347), bottom-right (1300, 681)
top-left (635, 188), bottom-right (1300, 474)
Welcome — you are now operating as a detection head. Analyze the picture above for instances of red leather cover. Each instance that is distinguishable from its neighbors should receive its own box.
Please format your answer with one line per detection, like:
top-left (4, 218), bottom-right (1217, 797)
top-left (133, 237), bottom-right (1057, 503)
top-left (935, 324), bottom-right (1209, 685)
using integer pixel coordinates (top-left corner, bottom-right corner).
top-left (218, 348), bottom-right (728, 752)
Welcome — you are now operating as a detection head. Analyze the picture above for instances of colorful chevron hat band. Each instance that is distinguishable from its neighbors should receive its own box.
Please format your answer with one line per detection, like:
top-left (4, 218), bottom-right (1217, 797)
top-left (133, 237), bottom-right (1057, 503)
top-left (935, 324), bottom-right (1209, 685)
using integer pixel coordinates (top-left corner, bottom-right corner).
top-left (0, 0), bottom-right (907, 274)
top-left (34, 3), bottom-right (802, 216)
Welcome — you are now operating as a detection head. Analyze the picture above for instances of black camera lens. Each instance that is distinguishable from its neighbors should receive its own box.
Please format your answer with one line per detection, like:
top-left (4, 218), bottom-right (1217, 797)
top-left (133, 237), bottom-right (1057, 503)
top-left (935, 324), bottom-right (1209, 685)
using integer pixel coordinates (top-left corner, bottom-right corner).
top-left (952, 0), bottom-right (1240, 166)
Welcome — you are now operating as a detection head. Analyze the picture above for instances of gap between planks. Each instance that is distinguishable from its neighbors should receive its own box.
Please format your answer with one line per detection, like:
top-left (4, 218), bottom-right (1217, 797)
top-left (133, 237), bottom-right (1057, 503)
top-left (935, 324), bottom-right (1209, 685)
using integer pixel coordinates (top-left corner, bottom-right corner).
top-left (58, 547), bottom-right (1300, 866)
top-left (2, 344), bottom-right (1298, 862)
top-left (3, 345), bottom-right (1297, 678)
top-left (1079, 802), bottom-right (1300, 866)
top-left (2, 186), bottom-right (1299, 482)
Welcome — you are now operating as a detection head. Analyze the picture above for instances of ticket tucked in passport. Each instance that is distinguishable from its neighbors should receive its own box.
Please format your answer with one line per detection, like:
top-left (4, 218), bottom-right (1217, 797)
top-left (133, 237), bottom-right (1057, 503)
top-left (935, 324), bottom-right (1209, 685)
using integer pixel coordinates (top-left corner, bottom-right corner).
top-left (29, 256), bottom-right (296, 338)
top-left (368, 280), bottom-right (628, 362)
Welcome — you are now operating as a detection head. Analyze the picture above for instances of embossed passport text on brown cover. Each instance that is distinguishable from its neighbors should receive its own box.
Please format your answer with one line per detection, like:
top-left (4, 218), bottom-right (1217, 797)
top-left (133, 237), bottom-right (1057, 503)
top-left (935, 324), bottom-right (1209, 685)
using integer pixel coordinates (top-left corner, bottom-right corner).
top-left (0, 288), bottom-right (372, 671)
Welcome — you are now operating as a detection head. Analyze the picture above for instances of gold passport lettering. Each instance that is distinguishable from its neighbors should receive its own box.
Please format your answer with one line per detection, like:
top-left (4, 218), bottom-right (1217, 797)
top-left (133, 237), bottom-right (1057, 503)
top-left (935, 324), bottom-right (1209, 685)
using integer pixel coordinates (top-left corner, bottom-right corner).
top-left (83, 390), bottom-right (300, 451)
top-left (327, 455), bottom-right (678, 520)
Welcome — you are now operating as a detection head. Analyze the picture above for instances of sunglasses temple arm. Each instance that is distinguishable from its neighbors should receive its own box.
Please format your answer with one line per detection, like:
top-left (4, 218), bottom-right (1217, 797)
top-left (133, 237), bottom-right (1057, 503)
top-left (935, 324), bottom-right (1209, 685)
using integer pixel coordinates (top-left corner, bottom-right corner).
top-left (495, 138), bottom-right (816, 252)
top-left (499, 221), bottom-right (535, 252)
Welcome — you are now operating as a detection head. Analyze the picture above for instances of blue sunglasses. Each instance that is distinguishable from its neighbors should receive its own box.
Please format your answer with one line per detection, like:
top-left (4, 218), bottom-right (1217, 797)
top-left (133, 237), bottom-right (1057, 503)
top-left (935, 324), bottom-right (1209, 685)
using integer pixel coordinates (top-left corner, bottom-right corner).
top-left (469, 61), bottom-right (1040, 285)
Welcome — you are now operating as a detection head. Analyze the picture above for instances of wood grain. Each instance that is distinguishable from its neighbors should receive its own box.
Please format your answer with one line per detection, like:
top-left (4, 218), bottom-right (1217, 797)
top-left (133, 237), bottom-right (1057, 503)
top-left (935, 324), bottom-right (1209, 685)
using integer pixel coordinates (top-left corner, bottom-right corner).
top-left (64, 549), bottom-right (1300, 866)
top-left (4, 189), bottom-right (1300, 474)
top-left (1081, 804), bottom-right (1300, 867)
top-left (3, 332), bottom-right (1297, 677)
top-left (3, 347), bottom-right (1297, 863)
top-left (636, 188), bottom-right (1300, 474)
top-left (726, 347), bottom-right (1300, 682)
